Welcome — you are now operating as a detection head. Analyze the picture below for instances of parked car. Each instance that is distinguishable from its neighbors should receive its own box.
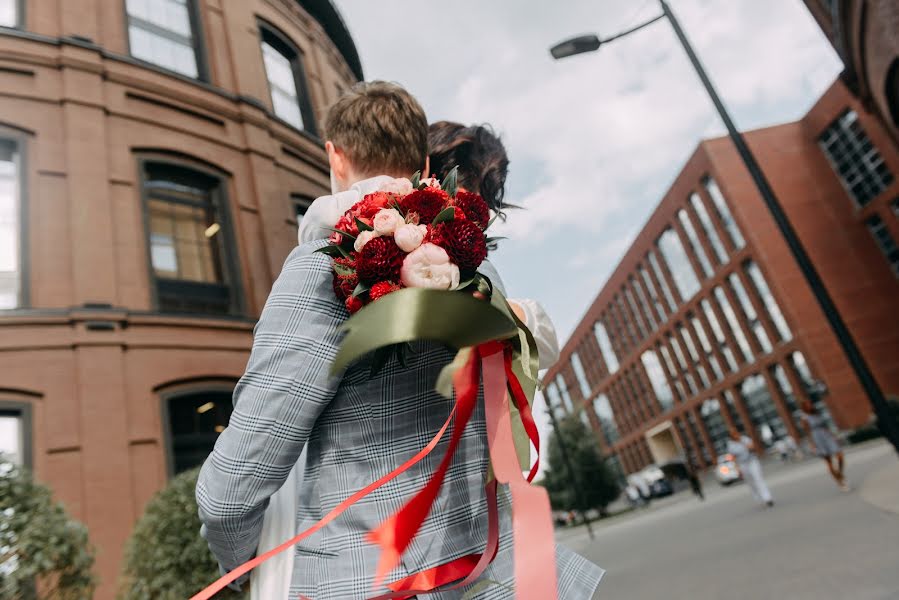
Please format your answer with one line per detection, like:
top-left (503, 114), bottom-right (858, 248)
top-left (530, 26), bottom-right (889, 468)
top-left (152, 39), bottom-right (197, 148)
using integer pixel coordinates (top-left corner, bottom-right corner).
top-left (639, 465), bottom-right (674, 498)
top-left (650, 477), bottom-right (674, 497)
top-left (715, 453), bottom-right (742, 486)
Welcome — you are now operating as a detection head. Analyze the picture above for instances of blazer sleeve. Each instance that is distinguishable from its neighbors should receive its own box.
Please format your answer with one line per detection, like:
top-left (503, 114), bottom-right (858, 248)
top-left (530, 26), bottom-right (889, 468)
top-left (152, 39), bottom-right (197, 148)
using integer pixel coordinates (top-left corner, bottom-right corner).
top-left (196, 244), bottom-right (345, 583)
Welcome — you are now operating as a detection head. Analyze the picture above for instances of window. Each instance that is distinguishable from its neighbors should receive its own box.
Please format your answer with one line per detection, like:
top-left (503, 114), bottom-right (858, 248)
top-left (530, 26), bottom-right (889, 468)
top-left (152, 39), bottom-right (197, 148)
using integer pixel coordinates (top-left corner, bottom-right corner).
top-left (0, 139), bottom-right (21, 309)
top-left (640, 265), bottom-right (668, 322)
top-left (570, 352), bottom-right (592, 399)
top-left (165, 390), bottom-right (232, 474)
top-left (0, 403), bottom-right (30, 467)
top-left (0, 0), bottom-right (18, 27)
top-left (700, 399), bottom-right (729, 456)
top-left (701, 299), bottom-right (738, 372)
top-left (260, 25), bottom-right (317, 133)
top-left (690, 193), bottom-right (728, 264)
top-left (723, 389), bottom-right (747, 433)
top-left (641, 349), bottom-right (674, 411)
top-left (770, 364), bottom-right (801, 427)
top-left (657, 342), bottom-right (683, 401)
top-left (658, 228), bottom-right (701, 302)
top-left (616, 295), bottom-right (639, 345)
top-left (678, 325), bottom-right (710, 388)
top-left (739, 374), bottom-right (788, 447)
top-left (593, 320), bottom-right (619, 374)
top-left (703, 177), bottom-right (745, 249)
top-left (648, 251), bottom-right (678, 312)
top-left (744, 261), bottom-right (791, 342)
top-left (291, 193), bottom-right (313, 232)
top-left (555, 375), bottom-right (573, 413)
top-left (787, 351), bottom-right (837, 431)
top-left (691, 315), bottom-right (723, 381)
top-left (632, 275), bottom-right (657, 331)
top-left (727, 273), bottom-right (773, 353)
top-left (678, 209), bottom-right (713, 277)
top-left (819, 110), bottom-right (894, 207)
top-left (668, 334), bottom-right (697, 395)
top-left (624, 287), bottom-right (648, 338)
top-left (126, 0), bottom-right (203, 79)
top-left (544, 381), bottom-right (562, 411)
top-left (141, 161), bottom-right (242, 315)
top-left (865, 214), bottom-right (899, 277)
top-left (686, 411), bottom-right (713, 464)
top-left (593, 394), bottom-right (619, 444)
top-left (713, 286), bottom-right (753, 363)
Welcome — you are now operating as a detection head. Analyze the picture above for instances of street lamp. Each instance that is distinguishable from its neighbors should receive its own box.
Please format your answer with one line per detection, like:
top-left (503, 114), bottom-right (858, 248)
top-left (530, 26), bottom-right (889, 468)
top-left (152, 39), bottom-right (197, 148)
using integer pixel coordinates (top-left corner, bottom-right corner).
top-left (550, 0), bottom-right (899, 456)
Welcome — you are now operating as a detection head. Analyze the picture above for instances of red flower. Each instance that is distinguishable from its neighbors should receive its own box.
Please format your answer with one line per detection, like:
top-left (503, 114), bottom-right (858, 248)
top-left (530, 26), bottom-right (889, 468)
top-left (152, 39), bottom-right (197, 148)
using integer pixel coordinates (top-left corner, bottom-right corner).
top-left (352, 192), bottom-right (392, 220)
top-left (332, 256), bottom-right (359, 301)
top-left (429, 220), bottom-right (488, 271)
top-left (356, 236), bottom-right (405, 283)
top-left (454, 191), bottom-right (490, 229)
top-left (345, 295), bottom-right (364, 314)
top-left (400, 188), bottom-right (449, 224)
top-left (334, 213), bottom-right (359, 237)
top-left (370, 281), bottom-right (402, 302)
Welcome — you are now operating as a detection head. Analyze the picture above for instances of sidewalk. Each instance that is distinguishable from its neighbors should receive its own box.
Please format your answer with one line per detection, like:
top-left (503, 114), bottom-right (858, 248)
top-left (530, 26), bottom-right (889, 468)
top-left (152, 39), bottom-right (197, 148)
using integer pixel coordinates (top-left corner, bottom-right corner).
top-left (859, 457), bottom-right (899, 515)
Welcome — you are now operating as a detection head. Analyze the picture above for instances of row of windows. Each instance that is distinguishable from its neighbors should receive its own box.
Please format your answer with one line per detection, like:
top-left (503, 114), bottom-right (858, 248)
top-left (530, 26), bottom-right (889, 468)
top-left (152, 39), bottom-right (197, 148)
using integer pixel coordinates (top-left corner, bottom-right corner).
top-left (0, 134), bottom-right (312, 313)
top-left (819, 110), bottom-right (894, 208)
top-left (0, 0), bottom-right (319, 135)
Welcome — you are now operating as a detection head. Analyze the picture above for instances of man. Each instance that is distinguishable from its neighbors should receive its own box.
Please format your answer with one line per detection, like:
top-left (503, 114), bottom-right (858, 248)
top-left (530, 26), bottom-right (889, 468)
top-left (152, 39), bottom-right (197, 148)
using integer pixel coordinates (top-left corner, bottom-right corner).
top-left (196, 81), bottom-right (602, 599)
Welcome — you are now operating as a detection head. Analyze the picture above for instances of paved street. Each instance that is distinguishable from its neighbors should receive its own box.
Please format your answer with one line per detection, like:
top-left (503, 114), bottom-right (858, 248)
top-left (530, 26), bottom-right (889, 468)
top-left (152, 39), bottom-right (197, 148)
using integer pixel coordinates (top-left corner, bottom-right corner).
top-left (558, 442), bottom-right (899, 600)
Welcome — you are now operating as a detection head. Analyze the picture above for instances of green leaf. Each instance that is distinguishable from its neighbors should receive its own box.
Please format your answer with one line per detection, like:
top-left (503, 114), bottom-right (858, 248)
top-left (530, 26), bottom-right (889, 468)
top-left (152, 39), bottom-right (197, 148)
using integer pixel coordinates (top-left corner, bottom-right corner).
top-left (432, 206), bottom-right (456, 225)
top-left (352, 281), bottom-right (371, 298)
top-left (485, 213), bottom-right (500, 230)
top-left (368, 346), bottom-right (394, 378)
top-left (355, 217), bottom-right (374, 232)
top-left (451, 274), bottom-right (480, 292)
top-left (441, 165), bottom-right (459, 198)
top-left (333, 261), bottom-right (355, 276)
top-left (314, 244), bottom-right (345, 257)
top-left (410, 170), bottom-right (421, 189)
top-left (435, 347), bottom-right (473, 398)
top-left (485, 236), bottom-right (507, 245)
top-left (322, 226), bottom-right (356, 241)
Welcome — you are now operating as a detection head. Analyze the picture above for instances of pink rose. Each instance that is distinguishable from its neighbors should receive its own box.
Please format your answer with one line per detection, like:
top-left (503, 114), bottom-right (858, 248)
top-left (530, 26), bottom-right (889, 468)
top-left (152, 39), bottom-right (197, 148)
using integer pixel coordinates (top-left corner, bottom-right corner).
top-left (394, 223), bottom-right (428, 253)
top-left (379, 177), bottom-right (414, 195)
top-left (400, 243), bottom-right (461, 290)
top-left (372, 208), bottom-right (405, 236)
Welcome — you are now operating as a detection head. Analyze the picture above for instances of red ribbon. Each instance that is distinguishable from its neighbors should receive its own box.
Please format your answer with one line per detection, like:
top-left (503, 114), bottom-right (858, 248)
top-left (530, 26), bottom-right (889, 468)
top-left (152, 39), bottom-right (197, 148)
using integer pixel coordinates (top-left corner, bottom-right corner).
top-left (192, 343), bottom-right (554, 600)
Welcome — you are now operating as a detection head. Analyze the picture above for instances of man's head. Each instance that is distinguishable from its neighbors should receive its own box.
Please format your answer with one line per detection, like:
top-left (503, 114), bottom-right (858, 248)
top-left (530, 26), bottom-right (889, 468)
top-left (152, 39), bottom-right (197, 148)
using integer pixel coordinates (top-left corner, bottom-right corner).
top-left (324, 81), bottom-right (428, 191)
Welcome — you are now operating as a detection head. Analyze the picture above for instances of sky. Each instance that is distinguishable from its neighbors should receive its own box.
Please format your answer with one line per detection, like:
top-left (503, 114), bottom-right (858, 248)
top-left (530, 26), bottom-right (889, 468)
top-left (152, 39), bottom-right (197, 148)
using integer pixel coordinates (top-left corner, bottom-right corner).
top-left (335, 0), bottom-right (843, 470)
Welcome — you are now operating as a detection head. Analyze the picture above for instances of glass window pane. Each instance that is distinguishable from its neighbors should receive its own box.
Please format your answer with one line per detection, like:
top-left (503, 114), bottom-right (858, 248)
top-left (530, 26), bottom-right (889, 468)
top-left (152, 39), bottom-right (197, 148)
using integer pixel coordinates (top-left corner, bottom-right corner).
top-left (818, 110), bottom-right (894, 207)
top-left (678, 325), bottom-right (710, 388)
top-left (865, 215), bottom-right (899, 277)
top-left (648, 252), bottom-right (678, 312)
top-left (668, 333), bottom-right (696, 395)
top-left (262, 40), bottom-right (304, 130)
top-left (555, 375), bottom-right (573, 413)
top-left (624, 286), bottom-right (648, 338)
top-left (167, 391), bottom-right (233, 473)
top-left (700, 399), bottom-right (729, 456)
top-left (0, 0), bottom-right (16, 27)
top-left (0, 414), bottom-right (23, 465)
top-left (658, 228), bottom-right (701, 302)
top-left (704, 177), bottom-right (745, 249)
top-left (701, 299), bottom-right (738, 372)
top-left (570, 352), bottom-right (592, 399)
top-left (745, 261), bottom-right (792, 342)
top-left (770, 364), bottom-right (801, 428)
top-left (723, 390), bottom-right (747, 433)
top-left (641, 349), bottom-right (674, 411)
top-left (636, 270), bottom-right (662, 327)
top-left (0, 139), bottom-right (19, 309)
top-left (691, 315), bottom-right (723, 381)
top-left (128, 22), bottom-right (199, 78)
top-left (690, 193), bottom-right (728, 264)
top-left (714, 286), bottom-right (753, 363)
top-left (739, 374), bottom-right (788, 447)
top-left (678, 209), bottom-right (714, 277)
top-left (593, 321), bottom-right (619, 374)
top-left (593, 393), bottom-right (619, 444)
top-left (728, 273), bottom-right (773, 353)
top-left (545, 381), bottom-right (561, 410)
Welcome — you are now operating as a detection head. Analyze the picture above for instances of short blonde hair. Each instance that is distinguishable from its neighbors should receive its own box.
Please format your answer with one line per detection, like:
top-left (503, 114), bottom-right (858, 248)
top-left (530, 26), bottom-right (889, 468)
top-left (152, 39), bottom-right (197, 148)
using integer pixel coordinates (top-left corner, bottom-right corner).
top-left (324, 81), bottom-right (428, 176)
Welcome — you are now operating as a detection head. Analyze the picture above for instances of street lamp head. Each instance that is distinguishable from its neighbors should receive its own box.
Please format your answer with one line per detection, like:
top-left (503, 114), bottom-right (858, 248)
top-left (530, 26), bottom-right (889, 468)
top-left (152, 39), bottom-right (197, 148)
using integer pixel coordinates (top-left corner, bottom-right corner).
top-left (550, 34), bottom-right (602, 60)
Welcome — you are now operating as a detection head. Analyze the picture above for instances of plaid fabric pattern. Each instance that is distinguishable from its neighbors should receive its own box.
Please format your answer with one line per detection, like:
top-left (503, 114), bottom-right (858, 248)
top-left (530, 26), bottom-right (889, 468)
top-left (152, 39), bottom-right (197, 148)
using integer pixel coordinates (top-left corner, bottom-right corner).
top-left (197, 242), bottom-right (603, 599)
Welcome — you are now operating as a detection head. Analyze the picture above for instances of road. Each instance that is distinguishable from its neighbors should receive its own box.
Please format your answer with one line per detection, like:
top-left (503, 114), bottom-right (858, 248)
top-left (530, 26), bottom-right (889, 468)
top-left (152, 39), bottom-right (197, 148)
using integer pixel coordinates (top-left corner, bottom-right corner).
top-left (557, 441), bottom-right (899, 600)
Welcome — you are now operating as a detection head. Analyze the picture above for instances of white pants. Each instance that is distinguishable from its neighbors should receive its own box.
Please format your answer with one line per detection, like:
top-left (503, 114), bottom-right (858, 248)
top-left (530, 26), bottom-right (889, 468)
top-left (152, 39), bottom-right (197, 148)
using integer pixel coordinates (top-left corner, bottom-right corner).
top-left (741, 458), bottom-right (772, 504)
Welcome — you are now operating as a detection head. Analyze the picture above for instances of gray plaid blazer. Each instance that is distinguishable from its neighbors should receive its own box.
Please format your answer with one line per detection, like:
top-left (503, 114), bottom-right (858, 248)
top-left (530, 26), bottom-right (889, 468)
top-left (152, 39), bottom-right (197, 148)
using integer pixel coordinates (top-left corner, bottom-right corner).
top-left (196, 242), bottom-right (603, 599)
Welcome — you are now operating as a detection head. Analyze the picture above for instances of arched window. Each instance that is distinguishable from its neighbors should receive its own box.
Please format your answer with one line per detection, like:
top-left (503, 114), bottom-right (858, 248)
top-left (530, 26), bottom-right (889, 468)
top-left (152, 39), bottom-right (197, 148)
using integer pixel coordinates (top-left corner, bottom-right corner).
top-left (259, 22), bottom-right (317, 134)
top-left (125, 0), bottom-right (205, 79)
top-left (0, 0), bottom-right (21, 28)
top-left (162, 387), bottom-right (233, 475)
top-left (0, 134), bottom-right (24, 309)
top-left (0, 400), bottom-right (32, 468)
top-left (138, 158), bottom-right (243, 315)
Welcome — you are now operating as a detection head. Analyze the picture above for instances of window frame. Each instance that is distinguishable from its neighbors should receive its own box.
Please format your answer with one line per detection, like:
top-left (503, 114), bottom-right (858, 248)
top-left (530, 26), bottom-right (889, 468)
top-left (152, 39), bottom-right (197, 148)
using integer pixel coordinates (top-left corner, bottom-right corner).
top-left (0, 129), bottom-right (28, 310)
top-left (0, 400), bottom-right (33, 468)
top-left (0, 0), bottom-right (24, 28)
top-left (136, 156), bottom-right (245, 317)
top-left (258, 20), bottom-right (318, 136)
top-left (123, 0), bottom-right (209, 82)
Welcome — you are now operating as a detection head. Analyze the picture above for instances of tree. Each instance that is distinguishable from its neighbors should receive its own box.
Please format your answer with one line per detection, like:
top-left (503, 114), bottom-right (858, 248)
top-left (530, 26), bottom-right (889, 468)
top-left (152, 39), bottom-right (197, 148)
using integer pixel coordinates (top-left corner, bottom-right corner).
top-left (0, 460), bottom-right (96, 599)
top-left (118, 467), bottom-right (246, 600)
top-left (542, 416), bottom-right (620, 516)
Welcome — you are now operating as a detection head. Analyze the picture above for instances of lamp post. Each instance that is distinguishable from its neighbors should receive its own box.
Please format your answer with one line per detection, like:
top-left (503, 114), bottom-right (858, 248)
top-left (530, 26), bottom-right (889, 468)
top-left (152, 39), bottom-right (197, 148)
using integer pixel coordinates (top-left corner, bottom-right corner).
top-left (550, 0), bottom-right (899, 455)
top-left (545, 401), bottom-right (595, 539)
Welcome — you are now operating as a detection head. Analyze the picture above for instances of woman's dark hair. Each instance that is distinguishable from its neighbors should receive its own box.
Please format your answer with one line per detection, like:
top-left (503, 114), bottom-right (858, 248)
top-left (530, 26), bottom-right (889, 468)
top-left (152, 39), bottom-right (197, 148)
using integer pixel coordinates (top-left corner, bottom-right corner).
top-left (428, 121), bottom-right (511, 219)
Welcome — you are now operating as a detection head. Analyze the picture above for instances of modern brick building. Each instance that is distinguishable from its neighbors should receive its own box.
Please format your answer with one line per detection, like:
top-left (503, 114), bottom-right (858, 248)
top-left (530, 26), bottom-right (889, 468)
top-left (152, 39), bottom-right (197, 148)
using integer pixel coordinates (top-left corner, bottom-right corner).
top-left (0, 1), bottom-right (360, 596)
top-left (804, 0), bottom-right (899, 143)
top-left (543, 79), bottom-right (899, 478)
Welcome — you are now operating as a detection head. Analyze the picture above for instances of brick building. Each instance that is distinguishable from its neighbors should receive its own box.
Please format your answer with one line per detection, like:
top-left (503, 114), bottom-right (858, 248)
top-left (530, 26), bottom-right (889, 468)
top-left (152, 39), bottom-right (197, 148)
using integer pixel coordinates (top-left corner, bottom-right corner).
top-left (543, 79), bottom-right (899, 477)
top-left (804, 0), bottom-right (899, 142)
top-left (0, 1), bottom-right (360, 596)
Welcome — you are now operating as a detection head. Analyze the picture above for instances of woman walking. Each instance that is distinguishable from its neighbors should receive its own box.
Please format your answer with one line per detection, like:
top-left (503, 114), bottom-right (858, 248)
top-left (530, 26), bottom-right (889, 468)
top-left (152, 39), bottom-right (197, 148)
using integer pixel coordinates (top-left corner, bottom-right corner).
top-left (800, 400), bottom-right (849, 491)
top-left (726, 428), bottom-right (774, 508)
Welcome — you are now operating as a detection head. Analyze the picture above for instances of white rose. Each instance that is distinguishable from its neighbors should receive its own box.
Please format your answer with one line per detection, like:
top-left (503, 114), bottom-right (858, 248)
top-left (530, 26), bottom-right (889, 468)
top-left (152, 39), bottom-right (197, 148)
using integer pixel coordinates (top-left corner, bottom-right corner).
top-left (394, 223), bottom-right (428, 253)
top-left (419, 177), bottom-right (441, 189)
top-left (354, 230), bottom-right (377, 252)
top-left (372, 208), bottom-right (405, 235)
top-left (379, 177), bottom-right (414, 195)
top-left (400, 243), bottom-right (461, 290)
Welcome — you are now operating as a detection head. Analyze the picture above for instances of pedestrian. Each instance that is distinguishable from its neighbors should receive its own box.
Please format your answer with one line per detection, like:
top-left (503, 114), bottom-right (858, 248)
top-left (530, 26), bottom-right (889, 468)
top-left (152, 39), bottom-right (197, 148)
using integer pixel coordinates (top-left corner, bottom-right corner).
top-left (726, 428), bottom-right (774, 508)
top-left (800, 399), bottom-right (849, 491)
top-left (686, 464), bottom-right (705, 501)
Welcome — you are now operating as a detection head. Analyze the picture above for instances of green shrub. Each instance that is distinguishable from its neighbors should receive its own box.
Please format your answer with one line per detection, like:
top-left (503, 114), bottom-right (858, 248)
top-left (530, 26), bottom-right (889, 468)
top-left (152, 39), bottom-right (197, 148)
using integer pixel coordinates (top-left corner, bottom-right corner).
top-left (118, 467), bottom-right (245, 600)
top-left (847, 424), bottom-right (882, 445)
top-left (0, 461), bottom-right (96, 599)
